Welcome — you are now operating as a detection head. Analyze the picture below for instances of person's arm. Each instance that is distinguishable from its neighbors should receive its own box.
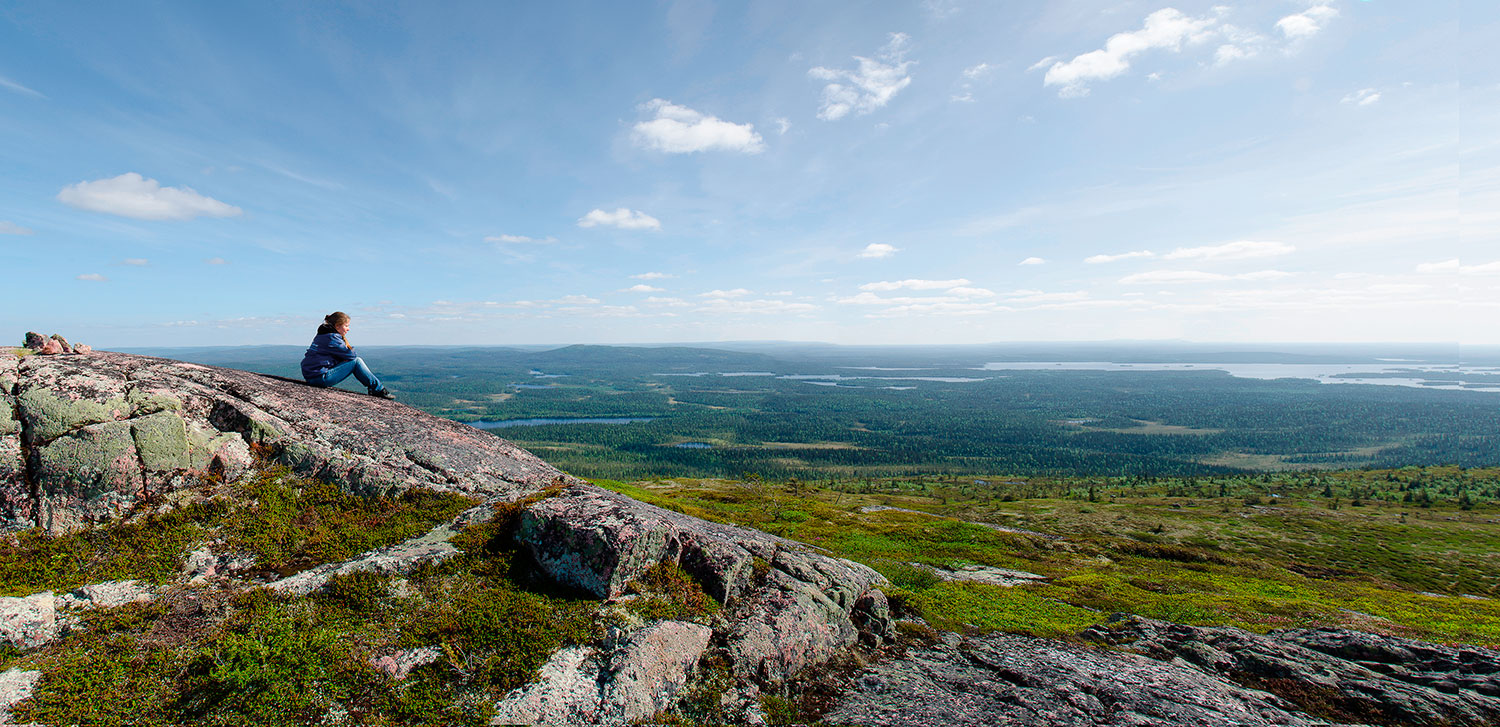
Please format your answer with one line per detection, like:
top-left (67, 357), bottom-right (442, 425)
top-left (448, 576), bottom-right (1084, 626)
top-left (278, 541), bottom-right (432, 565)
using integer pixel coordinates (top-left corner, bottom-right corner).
top-left (318, 333), bottom-right (358, 362)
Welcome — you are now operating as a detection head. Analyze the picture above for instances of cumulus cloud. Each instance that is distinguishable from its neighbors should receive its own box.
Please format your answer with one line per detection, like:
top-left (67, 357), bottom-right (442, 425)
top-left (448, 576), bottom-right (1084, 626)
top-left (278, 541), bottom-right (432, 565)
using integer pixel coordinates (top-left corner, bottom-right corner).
top-left (0, 221), bottom-right (33, 235)
top-left (631, 99), bottom-right (765, 154)
top-left (700, 288), bottom-right (752, 298)
top-left (860, 278), bottom-right (970, 291)
top-left (1039, 8), bottom-right (1217, 97)
top-left (1276, 4), bottom-right (1338, 39)
top-left (1120, 269), bottom-right (1294, 284)
top-left (644, 296), bottom-right (690, 307)
top-left (57, 173), bottom-right (243, 221)
top-left (1019, 257), bottom-right (1046, 265)
top-left (577, 208), bottom-right (661, 231)
top-left (858, 243), bottom-right (899, 259)
top-left (76, 273), bottom-right (107, 282)
top-left (947, 286), bottom-right (996, 298)
top-left (631, 271), bottom-right (674, 280)
top-left (485, 234), bottom-right (557, 244)
top-left (809, 32), bottom-right (914, 120)
top-left (1163, 241), bottom-right (1294, 261)
top-left (1085, 250), bottom-right (1155, 264)
top-left (1342, 88), bottom-right (1381, 106)
top-left (622, 284), bottom-right (664, 293)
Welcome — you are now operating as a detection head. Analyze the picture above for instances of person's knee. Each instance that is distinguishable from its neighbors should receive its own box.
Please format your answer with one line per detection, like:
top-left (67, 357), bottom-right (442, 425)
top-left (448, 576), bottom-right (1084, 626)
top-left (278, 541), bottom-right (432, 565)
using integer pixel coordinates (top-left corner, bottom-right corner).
top-left (353, 356), bottom-right (365, 365)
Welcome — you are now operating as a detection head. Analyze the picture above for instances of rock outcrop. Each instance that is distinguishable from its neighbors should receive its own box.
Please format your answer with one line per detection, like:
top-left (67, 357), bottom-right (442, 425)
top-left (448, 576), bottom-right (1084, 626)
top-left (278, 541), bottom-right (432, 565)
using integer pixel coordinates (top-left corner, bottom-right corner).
top-left (520, 484), bottom-right (891, 682)
top-left (819, 616), bottom-right (1500, 726)
top-left (1, 351), bottom-right (569, 533)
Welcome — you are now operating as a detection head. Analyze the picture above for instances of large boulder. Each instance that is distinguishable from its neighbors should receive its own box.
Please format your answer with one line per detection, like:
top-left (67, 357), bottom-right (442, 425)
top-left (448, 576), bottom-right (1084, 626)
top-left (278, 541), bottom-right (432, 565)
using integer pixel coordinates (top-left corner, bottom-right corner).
top-left (1, 351), bottom-right (577, 533)
top-left (519, 484), bottom-right (891, 682)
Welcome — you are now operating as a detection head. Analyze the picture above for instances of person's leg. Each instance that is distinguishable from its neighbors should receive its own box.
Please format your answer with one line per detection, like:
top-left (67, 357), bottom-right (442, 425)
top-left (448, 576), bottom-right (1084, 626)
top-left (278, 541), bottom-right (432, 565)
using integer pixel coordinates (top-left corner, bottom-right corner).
top-left (346, 357), bottom-right (384, 393)
top-left (307, 358), bottom-right (355, 387)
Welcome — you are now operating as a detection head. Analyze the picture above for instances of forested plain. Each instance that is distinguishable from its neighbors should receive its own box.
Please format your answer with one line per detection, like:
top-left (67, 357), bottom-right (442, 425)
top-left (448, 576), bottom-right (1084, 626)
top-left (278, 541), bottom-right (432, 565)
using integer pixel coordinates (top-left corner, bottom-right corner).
top-left (135, 343), bottom-right (1500, 484)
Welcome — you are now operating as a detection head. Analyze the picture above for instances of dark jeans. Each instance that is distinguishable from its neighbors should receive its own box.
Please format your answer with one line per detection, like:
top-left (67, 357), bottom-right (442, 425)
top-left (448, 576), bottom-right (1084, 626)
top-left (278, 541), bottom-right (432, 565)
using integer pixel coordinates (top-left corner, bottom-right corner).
top-left (306, 357), bottom-right (383, 393)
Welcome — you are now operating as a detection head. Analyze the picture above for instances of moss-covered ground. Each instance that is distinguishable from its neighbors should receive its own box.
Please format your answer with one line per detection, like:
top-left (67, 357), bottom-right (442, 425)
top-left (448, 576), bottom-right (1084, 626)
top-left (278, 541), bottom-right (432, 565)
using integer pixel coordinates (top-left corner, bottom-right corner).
top-left (0, 468), bottom-right (603, 726)
top-left (595, 466), bottom-right (1500, 646)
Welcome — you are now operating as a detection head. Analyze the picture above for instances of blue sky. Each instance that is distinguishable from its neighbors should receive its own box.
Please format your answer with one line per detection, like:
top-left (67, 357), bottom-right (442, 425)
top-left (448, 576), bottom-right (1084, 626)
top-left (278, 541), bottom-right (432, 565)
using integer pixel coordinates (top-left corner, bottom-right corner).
top-left (1, 0), bottom-right (1491, 347)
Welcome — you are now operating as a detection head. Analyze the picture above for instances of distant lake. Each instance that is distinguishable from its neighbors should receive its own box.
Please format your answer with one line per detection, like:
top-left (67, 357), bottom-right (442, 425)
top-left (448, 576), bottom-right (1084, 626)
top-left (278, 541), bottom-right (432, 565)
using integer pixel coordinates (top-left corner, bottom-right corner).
top-left (470, 417), bottom-right (656, 429)
top-left (674, 441), bottom-right (713, 449)
top-left (978, 362), bottom-right (1500, 393)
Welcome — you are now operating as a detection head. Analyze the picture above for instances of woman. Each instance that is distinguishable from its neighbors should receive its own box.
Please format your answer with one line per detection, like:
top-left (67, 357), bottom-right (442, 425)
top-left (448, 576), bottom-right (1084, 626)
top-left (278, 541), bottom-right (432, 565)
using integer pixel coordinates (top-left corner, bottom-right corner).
top-left (301, 312), bottom-right (394, 399)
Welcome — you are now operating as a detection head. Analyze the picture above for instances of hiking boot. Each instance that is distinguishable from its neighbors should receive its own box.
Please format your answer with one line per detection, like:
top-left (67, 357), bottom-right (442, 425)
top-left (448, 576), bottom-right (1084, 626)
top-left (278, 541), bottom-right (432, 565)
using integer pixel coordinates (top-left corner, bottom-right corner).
top-left (370, 389), bottom-right (395, 400)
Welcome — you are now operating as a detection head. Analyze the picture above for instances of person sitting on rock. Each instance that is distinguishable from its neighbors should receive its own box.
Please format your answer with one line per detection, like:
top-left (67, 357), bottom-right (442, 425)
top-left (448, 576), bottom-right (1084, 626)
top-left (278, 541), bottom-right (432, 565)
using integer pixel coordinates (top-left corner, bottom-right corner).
top-left (300, 312), bottom-right (394, 399)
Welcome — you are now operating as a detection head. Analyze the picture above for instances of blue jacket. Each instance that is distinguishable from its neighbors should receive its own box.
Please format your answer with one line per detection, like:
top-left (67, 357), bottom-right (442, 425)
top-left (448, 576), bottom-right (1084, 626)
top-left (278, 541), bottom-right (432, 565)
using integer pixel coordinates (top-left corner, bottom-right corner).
top-left (301, 332), bottom-right (357, 380)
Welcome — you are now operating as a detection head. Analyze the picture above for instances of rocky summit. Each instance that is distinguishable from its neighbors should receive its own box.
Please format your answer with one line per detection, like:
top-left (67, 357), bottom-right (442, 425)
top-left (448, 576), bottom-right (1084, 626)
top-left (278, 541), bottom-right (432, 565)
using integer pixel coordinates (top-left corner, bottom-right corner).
top-left (0, 349), bottom-right (1496, 726)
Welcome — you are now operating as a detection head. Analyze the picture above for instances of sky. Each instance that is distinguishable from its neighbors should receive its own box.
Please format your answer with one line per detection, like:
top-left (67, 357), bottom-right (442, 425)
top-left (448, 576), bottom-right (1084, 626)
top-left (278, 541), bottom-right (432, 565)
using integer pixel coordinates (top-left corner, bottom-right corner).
top-left (1, 0), bottom-right (1493, 347)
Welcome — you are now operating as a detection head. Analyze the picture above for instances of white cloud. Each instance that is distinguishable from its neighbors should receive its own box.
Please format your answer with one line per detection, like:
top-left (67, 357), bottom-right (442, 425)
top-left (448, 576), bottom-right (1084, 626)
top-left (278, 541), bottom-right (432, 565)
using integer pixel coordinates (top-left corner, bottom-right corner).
top-left (1002, 289), bottom-right (1091, 303)
top-left (0, 74), bottom-right (43, 98)
top-left (556, 294), bottom-right (601, 305)
top-left (1163, 241), bottom-right (1294, 261)
top-left (1085, 250), bottom-right (1155, 264)
top-left (1019, 257), bottom-right (1046, 265)
top-left (57, 173), bottom-right (243, 221)
top-left (857, 243), bottom-right (899, 259)
top-left (76, 273), bottom-right (107, 282)
top-left (0, 221), bottom-right (33, 235)
top-left (809, 32), bottom-right (914, 120)
top-left (962, 62), bottom-right (992, 80)
top-left (1120, 269), bottom-right (1295, 284)
top-left (486, 234), bottom-right (557, 244)
top-left (122, 258), bottom-right (149, 266)
top-left (631, 271), bottom-right (674, 280)
top-left (697, 298), bottom-right (818, 315)
top-left (623, 284), bottom-right (664, 293)
top-left (773, 117), bottom-right (792, 135)
top-left (644, 296), bottom-right (690, 307)
top-left (947, 286), bottom-right (996, 298)
top-left (204, 257), bottom-right (228, 265)
top-left (1276, 4), bottom-right (1338, 39)
top-left (577, 208), bottom-right (661, 231)
top-left (1342, 88), bottom-right (1381, 106)
top-left (700, 288), bottom-right (752, 298)
top-left (1040, 8), bottom-right (1217, 97)
top-left (1416, 259), bottom-right (1500, 275)
top-left (631, 99), bottom-right (765, 154)
top-left (1214, 44), bottom-right (1251, 66)
top-left (860, 278), bottom-right (970, 291)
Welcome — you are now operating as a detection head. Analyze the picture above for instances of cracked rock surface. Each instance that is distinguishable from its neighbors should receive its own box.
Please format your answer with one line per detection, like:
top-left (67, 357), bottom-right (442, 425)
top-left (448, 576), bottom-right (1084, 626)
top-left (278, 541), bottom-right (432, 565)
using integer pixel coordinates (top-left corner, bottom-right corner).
top-left (819, 616), bottom-right (1500, 727)
top-left (1, 351), bottom-right (576, 533)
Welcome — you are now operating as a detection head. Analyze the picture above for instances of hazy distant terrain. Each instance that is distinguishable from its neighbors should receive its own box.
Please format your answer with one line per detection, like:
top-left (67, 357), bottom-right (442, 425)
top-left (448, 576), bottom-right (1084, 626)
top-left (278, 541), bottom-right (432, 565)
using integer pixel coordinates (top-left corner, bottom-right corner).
top-left (123, 342), bottom-right (1499, 481)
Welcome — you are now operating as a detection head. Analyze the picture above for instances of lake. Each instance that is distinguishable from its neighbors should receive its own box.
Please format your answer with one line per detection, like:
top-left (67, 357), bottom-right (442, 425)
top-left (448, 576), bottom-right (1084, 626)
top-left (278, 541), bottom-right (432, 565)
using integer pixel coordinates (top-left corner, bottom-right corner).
top-left (470, 417), bottom-right (657, 429)
top-left (977, 362), bottom-right (1500, 393)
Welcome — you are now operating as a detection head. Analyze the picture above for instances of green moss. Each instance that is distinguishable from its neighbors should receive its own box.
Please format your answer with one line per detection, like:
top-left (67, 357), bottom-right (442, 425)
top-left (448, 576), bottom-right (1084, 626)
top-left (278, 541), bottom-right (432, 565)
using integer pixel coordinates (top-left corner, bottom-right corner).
top-left (0, 502), bottom-right (225, 596)
top-left (912, 581), bottom-right (1102, 636)
top-left (34, 419), bottom-right (139, 499)
top-left (224, 468), bottom-right (476, 573)
top-left (624, 561), bottom-right (721, 623)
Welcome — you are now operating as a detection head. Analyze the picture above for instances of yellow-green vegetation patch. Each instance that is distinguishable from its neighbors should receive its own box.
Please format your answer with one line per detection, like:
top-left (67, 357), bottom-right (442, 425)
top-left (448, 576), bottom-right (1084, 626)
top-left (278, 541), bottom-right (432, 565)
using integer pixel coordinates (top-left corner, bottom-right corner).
top-left (0, 502), bottom-right (227, 596)
top-left (623, 561), bottom-right (721, 623)
top-left (7, 480), bottom-right (604, 726)
top-left (909, 581), bottom-right (1102, 637)
top-left (226, 467), bottom-right (477, 574)
top-left (610, 471), bottom-right (1500, 647)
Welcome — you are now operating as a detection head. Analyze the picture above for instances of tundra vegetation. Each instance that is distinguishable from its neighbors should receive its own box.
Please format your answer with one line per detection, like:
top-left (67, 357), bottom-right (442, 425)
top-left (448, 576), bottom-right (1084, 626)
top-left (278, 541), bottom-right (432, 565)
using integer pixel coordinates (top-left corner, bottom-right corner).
top-left (1, 463), bottom-right (1494, 725)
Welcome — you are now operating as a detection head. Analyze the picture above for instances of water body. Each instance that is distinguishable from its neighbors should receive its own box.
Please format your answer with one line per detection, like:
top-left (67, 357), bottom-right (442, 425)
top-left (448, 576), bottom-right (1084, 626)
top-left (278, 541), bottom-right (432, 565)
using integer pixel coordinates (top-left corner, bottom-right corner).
top-left (470, 417), bottom-right (656, 429)
top-left (674, 442), bottom-right (713, 449)
top-left (781, 374), bottom-right (988, 384)
top-left (977, 362), bottom-right (1500, 393)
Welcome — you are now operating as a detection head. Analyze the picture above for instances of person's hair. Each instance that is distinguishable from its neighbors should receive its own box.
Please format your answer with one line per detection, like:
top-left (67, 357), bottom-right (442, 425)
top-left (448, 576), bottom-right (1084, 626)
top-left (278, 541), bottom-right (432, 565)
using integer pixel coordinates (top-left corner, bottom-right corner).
top-left (316, 311), bottom-right (352, 340)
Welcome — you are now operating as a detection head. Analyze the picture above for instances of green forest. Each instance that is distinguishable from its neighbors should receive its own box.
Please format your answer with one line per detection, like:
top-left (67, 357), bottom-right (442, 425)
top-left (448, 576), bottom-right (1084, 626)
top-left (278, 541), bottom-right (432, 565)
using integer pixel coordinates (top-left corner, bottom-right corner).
top-left (138, 342), bottom-right (1499, 485)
